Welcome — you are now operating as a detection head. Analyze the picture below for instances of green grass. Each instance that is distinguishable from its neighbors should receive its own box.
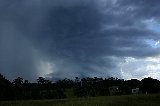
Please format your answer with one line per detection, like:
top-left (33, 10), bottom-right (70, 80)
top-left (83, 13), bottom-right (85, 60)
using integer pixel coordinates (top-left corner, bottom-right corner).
top-left (64, 88), bottom-right (75, 98)
top-left (1, 94), bottom-right (160, 106)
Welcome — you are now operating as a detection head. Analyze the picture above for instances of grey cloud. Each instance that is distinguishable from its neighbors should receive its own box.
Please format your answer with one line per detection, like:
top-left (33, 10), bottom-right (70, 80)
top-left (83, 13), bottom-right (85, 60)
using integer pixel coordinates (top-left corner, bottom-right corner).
top-left (0, 0), bottom-right (160, 81)
top-left (117, 0), bottom-right (160, 20)
top-left (0, 25), bottom-right (39, 81)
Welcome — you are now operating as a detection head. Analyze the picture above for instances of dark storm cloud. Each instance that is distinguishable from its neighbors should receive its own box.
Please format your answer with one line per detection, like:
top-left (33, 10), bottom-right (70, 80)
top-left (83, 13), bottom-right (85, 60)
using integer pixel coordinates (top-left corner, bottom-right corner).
top-left (0, 0), bottom-right (160, 81)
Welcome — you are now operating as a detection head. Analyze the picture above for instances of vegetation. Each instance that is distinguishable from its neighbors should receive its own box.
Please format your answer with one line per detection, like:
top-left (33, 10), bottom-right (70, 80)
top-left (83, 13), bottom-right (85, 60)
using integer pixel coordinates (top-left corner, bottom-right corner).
top-left (1, 94), bottom-right (160, 106)
top-left (0, 73), bottom-right (160, 100)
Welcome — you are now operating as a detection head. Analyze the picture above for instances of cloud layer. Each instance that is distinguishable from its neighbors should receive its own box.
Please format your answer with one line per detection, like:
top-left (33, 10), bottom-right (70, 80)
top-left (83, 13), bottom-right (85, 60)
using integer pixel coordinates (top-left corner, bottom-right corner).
top-left (0, 0), bottom-right (160, 81)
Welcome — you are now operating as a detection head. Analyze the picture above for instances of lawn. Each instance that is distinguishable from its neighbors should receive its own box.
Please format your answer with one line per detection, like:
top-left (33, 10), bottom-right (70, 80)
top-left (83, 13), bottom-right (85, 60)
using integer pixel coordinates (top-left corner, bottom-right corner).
top-left (1, 94), bottom-right (160, 106)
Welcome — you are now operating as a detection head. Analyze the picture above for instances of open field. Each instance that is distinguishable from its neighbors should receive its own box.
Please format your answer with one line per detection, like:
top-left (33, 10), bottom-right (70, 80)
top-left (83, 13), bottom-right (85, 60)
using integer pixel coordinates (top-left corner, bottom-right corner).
top-left (1, 94), bottom-right (160, 106)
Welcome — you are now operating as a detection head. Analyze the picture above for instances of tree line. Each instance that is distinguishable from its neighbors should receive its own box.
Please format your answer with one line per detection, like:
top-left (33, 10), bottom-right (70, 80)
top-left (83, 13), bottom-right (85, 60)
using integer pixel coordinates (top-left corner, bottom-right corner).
top-left (0, 73), bottom-right (160, 100)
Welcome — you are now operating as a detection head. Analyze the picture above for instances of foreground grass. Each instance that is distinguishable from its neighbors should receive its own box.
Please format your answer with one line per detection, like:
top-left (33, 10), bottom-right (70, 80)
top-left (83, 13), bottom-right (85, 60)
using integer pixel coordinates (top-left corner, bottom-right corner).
top-left (1, 94), bottom-right (160, 106)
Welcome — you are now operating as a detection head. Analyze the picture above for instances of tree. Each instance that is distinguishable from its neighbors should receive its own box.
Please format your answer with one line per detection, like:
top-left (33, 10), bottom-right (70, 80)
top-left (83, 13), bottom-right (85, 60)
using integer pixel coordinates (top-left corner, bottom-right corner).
top-left (0, 74), bottom-right (14, 100)
top-left (12, 77), bottom-right (24, 99)
top-left (141, 77), bottom-right (160, 93)
top-left (12, 77), bottom-right (24, 85)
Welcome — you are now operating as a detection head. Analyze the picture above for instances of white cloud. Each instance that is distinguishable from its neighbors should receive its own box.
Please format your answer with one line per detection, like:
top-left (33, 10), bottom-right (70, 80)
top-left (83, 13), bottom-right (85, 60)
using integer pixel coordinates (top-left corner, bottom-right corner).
top-left (145, 39), bottom-right (160, 48)
top-left (120, 56), bottom-right (160, 80)
top-left (38, 60), bottom-right (55, 78)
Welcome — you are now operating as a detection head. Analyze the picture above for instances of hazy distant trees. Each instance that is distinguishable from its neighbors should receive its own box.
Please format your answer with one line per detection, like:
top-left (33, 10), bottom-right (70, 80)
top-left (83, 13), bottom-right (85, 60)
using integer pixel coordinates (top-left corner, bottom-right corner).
top-left (0, 73), bottom-right (160, 100)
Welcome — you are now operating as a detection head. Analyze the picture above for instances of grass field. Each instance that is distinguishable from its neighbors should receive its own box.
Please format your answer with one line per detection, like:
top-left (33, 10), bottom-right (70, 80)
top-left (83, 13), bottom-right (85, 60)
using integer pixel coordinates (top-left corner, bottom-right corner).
top-left (1, 94), bottom-right (160, 106)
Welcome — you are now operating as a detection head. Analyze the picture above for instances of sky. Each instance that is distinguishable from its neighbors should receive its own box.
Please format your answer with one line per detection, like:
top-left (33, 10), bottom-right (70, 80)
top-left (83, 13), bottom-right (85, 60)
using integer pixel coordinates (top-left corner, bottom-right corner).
top-left (0, 0), bottom-right (160, 81)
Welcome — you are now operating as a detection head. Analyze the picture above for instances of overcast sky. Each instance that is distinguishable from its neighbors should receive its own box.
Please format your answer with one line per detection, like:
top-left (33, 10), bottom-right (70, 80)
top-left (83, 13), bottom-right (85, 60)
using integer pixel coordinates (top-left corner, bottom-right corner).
top-left (0, 0), bottom-right (160, 81)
